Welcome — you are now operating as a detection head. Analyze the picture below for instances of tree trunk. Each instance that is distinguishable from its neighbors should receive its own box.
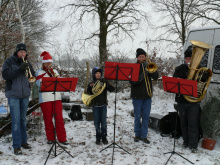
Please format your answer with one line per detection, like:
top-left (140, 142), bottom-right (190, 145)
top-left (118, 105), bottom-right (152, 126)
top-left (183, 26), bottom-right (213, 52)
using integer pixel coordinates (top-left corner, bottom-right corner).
top-left (15, 0), bottom-right (25, 43)
top-left (99, 27), bottom-right (107, 68)
top-left (98, 3), bottom-right (108, 68)
top-left (180, 0), bottom-right (185, 46)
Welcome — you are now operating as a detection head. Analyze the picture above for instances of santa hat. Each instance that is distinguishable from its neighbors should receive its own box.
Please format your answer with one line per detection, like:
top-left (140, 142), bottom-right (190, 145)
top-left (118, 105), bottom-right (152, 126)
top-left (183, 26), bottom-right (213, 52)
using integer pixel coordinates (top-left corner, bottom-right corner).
top-left (40, 51), bottom-right (53, 63)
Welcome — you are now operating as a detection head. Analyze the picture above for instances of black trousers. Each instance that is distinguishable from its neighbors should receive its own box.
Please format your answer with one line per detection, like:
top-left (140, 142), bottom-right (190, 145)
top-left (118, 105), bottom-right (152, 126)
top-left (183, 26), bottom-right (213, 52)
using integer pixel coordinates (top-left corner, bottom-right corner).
top-left (178, 102), bottom-right (200, 149)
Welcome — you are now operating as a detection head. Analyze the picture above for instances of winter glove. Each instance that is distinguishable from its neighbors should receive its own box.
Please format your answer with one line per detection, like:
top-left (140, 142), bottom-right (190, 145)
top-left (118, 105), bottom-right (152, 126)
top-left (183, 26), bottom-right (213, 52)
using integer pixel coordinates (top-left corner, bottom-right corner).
top-left (99, 78), bottom-right (108, 84)
top-left (19, 63), bottom-right (29, 72)
top-left (138, 70), bottom-right (148, 81)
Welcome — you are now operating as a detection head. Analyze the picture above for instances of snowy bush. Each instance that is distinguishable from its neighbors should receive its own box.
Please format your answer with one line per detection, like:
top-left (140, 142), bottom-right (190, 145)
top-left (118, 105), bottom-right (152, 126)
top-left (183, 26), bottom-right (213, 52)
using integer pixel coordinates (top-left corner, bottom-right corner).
top-left (201, 88), bottom-right (220, 139)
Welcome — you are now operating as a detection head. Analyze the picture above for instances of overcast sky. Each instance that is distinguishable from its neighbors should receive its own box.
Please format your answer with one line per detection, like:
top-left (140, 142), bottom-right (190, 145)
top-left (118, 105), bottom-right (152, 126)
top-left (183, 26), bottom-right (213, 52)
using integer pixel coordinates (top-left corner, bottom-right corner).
top-left (43, 1), bottom-right (183, 60)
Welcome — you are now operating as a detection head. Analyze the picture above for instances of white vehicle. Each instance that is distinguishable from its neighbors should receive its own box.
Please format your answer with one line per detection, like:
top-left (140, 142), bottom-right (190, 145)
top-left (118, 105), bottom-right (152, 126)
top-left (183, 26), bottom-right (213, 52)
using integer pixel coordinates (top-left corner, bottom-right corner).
top-left (182, 26), bottom-right (220, 109)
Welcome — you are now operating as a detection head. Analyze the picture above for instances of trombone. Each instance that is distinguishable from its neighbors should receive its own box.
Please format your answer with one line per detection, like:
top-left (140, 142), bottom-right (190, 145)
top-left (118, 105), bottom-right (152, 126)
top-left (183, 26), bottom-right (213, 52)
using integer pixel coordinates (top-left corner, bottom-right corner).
top-left (141, 51), bottom-right (158, 97)
top-left (22, 57), bottom-right (36, 83)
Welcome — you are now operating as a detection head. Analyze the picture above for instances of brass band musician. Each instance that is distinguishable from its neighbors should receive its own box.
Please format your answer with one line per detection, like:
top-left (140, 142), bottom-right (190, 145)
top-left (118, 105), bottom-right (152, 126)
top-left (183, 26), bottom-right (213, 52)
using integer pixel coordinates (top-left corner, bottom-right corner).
top-left (36, 51), bottom-right (68, 145)
top-left (2, 43), bottom-right (35, 155)
top-left (87, 67), bottom-right (115, 145)
top-left (129, 48), bottom-right (158, 144)
top-left (173, 46), bottom-right (207, 153)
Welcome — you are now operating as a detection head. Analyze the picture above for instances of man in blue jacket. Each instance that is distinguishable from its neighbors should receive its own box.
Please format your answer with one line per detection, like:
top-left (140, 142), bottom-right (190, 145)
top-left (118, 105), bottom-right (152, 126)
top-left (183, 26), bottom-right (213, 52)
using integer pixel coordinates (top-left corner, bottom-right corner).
top-left (2, 43), bottom-right (35, 155)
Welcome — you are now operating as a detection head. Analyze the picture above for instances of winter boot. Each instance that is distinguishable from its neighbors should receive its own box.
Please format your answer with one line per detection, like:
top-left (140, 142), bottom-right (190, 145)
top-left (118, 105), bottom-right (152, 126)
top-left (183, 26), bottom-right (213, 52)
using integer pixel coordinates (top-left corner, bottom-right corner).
top-left (134, 136), bottom-right (140, 142)
top-left (96, 139), bottom-right (101, 145)
top-left (102, 138), bottom-right (108, 145)
top-left (14, 148), bottom-right (22, 155)
top-left (21, 143), bottom-right (31, 149)
top-left (140, 138), bottom-right (150, 144)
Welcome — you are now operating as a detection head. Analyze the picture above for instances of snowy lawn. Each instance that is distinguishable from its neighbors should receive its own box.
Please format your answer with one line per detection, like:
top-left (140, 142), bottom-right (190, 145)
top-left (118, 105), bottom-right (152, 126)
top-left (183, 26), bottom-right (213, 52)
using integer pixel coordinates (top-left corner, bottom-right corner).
top-left (0, 86), bottom-right (219, 165)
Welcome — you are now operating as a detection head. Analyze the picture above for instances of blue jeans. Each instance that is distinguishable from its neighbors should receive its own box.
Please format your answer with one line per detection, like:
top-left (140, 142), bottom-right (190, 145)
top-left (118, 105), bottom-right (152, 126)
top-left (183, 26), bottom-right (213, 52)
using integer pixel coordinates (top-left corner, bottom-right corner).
top-left (132, 98), bottom-right (152, 138)
top-left (8, 97), bottom-right (29, 149)
top-left (92, 105), bottom-right (107, 140)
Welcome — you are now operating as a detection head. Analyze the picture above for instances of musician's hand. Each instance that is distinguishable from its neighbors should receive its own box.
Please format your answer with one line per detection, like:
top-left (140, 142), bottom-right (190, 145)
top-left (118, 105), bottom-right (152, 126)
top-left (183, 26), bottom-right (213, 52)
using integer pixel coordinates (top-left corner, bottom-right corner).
top-left (139, 70), bottom-right (148, 81)
top-left (19, 63), bottom-right (29, 72)
top-left (99, 78), bottom-right (108, 84)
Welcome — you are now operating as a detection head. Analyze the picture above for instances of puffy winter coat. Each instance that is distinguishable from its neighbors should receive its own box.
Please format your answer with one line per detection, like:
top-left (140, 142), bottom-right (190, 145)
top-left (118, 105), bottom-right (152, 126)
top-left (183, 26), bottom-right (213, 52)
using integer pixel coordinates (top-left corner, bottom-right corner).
top-left (2, 54), bottom-right (35, 98)
top-left (129, 62), bottom-right (158, 99)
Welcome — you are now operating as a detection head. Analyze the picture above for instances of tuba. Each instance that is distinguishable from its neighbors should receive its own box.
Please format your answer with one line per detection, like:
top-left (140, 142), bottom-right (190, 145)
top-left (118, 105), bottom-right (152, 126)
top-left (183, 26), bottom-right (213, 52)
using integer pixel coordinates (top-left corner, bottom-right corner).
top-left (183, 40), bottom-right (212, 102)
top-left (82, 80), bottom-right (106, 107)
top-left (82, 62), bottom-right (106, 107)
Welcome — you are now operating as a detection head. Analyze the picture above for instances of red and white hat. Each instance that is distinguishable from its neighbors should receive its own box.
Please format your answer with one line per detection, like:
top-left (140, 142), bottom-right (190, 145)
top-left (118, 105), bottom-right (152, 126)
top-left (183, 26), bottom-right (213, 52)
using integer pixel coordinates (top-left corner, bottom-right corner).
top-left (40, 51), bottom-right (53, 63)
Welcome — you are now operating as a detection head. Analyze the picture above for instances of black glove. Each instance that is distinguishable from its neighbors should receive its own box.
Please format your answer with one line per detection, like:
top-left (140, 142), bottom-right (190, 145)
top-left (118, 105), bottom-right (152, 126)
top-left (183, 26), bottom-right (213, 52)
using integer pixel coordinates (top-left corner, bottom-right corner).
top-left (19, 63), bottom-right (29, 72)
top-left (99, 78), bottom-right (108, 84)
top-left (139, 70), bottom-right (148, 81)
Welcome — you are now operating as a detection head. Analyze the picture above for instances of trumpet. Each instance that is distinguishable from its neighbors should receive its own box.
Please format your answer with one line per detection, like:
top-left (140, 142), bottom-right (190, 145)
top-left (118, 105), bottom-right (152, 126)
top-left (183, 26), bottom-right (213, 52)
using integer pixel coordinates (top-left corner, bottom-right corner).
top-left (47, 66), bottom-right (59, 77)
top-left (22, 57), bottom-right (36, 83)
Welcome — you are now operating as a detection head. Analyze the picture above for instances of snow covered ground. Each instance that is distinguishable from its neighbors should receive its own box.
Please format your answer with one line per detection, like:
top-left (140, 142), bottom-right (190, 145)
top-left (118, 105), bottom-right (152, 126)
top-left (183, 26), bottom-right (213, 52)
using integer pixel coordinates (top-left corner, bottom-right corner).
top-left (0, 86), bottom-right (219, 165)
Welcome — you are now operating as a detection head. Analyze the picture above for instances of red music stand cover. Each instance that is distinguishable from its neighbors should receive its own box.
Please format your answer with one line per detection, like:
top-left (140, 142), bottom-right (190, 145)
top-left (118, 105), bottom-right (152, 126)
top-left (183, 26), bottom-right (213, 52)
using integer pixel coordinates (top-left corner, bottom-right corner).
top-left (162, 76), bottom-right (197, 97)
top-left (104, 61), bottom-right (140, 81)
top-left (41, 77), bottom-right (78, 92)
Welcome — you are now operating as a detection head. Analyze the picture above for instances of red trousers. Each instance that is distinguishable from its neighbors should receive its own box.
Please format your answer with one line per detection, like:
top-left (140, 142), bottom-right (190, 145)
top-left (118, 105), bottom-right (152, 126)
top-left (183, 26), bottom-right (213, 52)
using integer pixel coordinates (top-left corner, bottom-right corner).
top-left (40, 100), bottom-right (67, 142)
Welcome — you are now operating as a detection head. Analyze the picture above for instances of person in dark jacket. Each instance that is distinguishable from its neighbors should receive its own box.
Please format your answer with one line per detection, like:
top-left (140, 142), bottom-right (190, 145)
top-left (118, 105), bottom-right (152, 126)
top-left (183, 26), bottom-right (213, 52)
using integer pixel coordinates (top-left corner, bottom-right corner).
top-left (87, 67), bottom-right (115, 145)
top-left (173, 46), bottom-right (200, 153)
top-left (2, 43), bottom-right (35, 155)
top-left (129, 48), bottom-right (159, 144)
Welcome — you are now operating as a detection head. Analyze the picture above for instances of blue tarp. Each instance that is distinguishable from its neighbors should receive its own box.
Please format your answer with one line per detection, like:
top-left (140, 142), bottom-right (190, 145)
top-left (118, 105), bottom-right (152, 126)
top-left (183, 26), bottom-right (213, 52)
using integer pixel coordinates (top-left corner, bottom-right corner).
top-left (0, 105), bottom-right (7, 114)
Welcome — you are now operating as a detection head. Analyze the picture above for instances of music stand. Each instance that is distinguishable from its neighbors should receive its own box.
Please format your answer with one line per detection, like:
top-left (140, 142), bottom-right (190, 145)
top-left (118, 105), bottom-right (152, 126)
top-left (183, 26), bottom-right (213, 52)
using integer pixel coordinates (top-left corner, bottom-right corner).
top-left (40, 77), bottom-right (78, 165)
top-left (100, 61), bottom-right (140, 164)
top-left (162, 76), bottom-right (195, 165)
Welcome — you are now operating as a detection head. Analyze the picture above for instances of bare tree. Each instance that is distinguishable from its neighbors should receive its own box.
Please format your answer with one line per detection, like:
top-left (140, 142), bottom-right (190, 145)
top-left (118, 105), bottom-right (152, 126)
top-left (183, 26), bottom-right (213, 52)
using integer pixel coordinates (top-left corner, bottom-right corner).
top-left (0, 0), bottom-right (10, 17)
top-left (0, 0), bottom-right (59, 64)
top-left (15, 0), bottom-right (25, 43)
top-left (150, 0), bottom-right (220, 50)
top-left (0, 0), bottom-right (20, 62)
top-left (61, 0), bottom-right (149, 67)
top-left (194, 0), bottom-right (220, 24)
top-left (151, 0), bottom-right (202, 47)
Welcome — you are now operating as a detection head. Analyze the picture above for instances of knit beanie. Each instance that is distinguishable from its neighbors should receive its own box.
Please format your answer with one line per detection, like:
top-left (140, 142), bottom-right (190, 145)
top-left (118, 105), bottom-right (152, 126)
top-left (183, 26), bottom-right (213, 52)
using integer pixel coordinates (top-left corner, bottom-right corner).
top-left (16, 43), bottom-right (27, 53)
top-left (136, 48), bottom-right (146, 58)
top-left (184, 46), bottom-right (192, 58)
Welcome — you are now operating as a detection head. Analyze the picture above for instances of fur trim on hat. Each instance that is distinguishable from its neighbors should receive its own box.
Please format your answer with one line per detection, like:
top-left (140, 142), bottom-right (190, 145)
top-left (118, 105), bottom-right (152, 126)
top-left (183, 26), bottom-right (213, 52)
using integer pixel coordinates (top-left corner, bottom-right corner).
top-left (40, 51), bottom-right (53, 63)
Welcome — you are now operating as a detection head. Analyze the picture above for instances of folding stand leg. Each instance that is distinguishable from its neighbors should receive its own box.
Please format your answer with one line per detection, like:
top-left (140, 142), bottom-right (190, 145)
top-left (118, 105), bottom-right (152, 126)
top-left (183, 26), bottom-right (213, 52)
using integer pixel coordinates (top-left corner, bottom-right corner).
top-left (100, 78), bottom-right (130, 165)
top-left (43, 80), bottom-right (74, 165)
top-left (163, 111), bottom-right (194, 165)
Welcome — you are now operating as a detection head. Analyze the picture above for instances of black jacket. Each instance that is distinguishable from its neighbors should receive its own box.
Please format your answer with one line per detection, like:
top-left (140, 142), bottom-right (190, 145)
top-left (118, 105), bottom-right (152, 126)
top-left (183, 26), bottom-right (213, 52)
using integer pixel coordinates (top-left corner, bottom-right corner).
top-left (173, 64), bottom-right (189, 103)
top-left (129, 62), bottom-right (159, 99)
top-left (87, 67), bottom-right (115, 106)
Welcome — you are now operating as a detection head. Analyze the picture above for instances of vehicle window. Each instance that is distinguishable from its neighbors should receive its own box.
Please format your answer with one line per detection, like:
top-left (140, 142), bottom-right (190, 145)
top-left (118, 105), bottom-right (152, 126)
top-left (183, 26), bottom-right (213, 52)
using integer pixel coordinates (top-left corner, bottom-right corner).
top-left (200, 50), bottom-right (209, 67)
top-left (213, 45), bottom-right (220, 74)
